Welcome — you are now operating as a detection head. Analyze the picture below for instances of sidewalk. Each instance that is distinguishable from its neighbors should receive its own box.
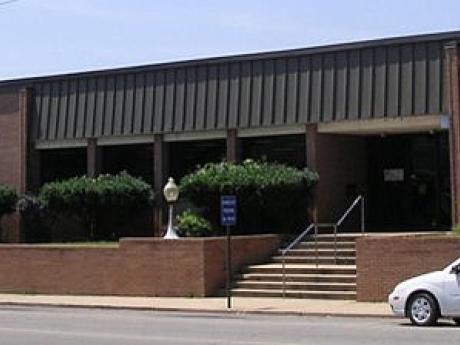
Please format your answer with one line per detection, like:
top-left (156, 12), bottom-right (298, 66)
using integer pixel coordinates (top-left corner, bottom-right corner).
top-left (0, 294), bottom-right (392, 318)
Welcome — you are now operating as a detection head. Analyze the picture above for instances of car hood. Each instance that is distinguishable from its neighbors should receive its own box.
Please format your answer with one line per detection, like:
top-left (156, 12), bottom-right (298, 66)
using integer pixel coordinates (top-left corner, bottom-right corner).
top-left (397, 271), bottom-right (444, 290)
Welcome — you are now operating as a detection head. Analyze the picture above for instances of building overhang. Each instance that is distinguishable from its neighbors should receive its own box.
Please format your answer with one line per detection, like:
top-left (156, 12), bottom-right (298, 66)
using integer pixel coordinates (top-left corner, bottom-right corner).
top-left (317, 114), bottom-right (448, 135)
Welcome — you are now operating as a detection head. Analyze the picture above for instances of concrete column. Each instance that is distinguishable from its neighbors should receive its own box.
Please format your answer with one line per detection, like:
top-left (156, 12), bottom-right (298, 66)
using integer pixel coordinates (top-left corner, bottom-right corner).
top-left (153, 134), bottom-right (169, 236)
top-left (445, 43), bottom-right (460, 226)
top-left (305, 124), bottom-right (318, 223)
top-left (226, 129), bottom-right (241, 163)
top-left (86, 138), bottom-right (102, 178)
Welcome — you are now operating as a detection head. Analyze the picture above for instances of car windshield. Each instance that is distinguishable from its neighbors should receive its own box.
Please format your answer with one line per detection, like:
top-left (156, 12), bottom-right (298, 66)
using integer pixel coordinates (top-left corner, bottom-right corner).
top-left (444, 257), bottom-right (460, 271)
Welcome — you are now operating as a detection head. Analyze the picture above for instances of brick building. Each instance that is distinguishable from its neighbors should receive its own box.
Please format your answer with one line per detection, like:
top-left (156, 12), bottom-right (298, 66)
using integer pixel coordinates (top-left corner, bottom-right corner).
top-left (1, 31), bottom-right (460, 241)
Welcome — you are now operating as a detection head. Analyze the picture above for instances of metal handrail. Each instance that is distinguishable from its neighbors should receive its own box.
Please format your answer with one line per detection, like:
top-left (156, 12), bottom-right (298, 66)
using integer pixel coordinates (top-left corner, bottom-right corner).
top-left (280, 195), bottom-right (365, 298)
top-left (281, 223), bottom-right (314, 297)
top-left (333, 195), bottom-right (365, 262)
top-left (337, 195), bottom-right (364, 228)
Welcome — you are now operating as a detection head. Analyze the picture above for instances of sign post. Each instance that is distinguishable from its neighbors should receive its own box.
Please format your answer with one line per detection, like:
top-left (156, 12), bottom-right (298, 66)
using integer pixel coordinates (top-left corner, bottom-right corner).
top-left (220, 195), bottom-right (237, 309)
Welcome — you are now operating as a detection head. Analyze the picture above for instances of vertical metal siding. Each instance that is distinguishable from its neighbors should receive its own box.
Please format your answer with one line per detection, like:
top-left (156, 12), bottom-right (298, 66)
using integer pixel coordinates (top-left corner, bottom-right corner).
top-left (123, 74), bottom-right (135, 135)
top-left (400, 45), bottom-right (414, 116)
top-left (133, 73), bottom-right (145, 134)
top-left (286, 57), bottom-right (299, 124)
top-left (298, 56), bottom-right (311, 123)
top-left (85, 78), bottom-right (97, 137)
top-left (335, 52), bottom-right (348, 121)
top-left (310, 55), bottom-right (322, 122)
top-left (386, 46), bottom-right (400, 117)
top-left (239, 61), bottom-right (251, 128)
top-left (57, 80), bottom-right (69, 139)
top-left (31, 39), bottom-right (447, 141)
top-left (217, 64), bottom-right (228, 129)
top-left (262, 60), bottom-right (274, 126)
top-left (427, 42), bottom-right (441, 114)
top-left (322, 53), bottom-right (335, 122)
top-left (228, 63), bottom-right (240, 128)
top-left (196, 66), bottom-right (208, 130)
top-left (373, 47), bottom-right (387, 118)
top-left (94, 77), bottom-right (106, 137)
top-left (347, 50), bottom-right (360, 120)
top-left (250, 60), bottom-right (263, 126)
top-left (153, 71), bottom-right (165, 132)
top-left (360, 48), bottom-right (373, 119)
top-left (174, 68), bottom-right (186, 132)
top-left (163, 70), bottom-right (176, 132)
top-left (205, 66), bottom-right (218, 129)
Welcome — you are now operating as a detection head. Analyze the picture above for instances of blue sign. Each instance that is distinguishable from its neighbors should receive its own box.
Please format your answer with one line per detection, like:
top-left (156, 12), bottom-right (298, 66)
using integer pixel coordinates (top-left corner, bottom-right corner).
top-left (221, 195), bottom-right (237, 226)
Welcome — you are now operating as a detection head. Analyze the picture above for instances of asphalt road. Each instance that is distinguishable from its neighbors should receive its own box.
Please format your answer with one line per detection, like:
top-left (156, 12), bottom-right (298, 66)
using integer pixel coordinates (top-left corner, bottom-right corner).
top-left (0, 306), bottom-right (458, 345)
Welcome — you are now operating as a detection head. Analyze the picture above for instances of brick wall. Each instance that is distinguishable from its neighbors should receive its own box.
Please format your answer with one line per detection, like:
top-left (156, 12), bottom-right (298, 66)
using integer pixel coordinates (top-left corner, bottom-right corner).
top-left (356, 235), bottom-right (460, 301)
top-left (0, 235), bottom-right (280, 296)
top-left (0, 88), bottom-right (23, 242)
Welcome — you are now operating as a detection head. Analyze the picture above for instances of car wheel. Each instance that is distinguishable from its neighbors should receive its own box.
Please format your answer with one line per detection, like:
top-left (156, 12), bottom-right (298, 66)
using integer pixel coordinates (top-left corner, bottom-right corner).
top-left (408, 293), bottom-right (439, 326)
top-left (454, 318), bottom-right (460, 326)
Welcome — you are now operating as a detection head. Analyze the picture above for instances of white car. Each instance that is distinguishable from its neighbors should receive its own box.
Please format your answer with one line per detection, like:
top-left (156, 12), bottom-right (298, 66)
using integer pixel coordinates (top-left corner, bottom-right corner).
top-left (388, 257), bottom-right (460, 326)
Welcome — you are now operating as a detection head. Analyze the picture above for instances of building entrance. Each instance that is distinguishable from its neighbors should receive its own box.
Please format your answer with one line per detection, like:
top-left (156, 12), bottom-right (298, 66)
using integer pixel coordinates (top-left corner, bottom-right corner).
top-left (367, 133), bottom-right (450, 230)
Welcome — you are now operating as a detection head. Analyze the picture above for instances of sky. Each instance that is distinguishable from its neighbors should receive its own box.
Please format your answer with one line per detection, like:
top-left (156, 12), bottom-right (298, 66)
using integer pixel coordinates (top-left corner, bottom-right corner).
top-left (1, 0), bottom-right (460, 80)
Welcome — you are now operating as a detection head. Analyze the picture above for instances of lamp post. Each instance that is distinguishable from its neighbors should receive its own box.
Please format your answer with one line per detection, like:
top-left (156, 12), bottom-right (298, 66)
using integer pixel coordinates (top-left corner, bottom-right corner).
top-left (163, 177), bottom-right (180, 239)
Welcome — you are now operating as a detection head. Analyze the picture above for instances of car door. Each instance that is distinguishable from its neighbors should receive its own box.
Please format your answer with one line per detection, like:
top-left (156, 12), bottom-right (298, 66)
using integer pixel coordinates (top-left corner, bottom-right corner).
top-left (443, 261), bottom-right (460, 315)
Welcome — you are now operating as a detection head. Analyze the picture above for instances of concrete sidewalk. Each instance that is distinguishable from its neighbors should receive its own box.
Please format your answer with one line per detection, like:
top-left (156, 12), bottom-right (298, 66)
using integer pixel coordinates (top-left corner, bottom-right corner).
top-left (0, 294), bottom-right (392, 318)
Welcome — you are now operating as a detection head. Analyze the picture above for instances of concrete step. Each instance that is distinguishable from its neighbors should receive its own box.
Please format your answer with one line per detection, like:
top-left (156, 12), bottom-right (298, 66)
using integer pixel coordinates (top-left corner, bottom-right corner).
top-left (245, 264), bottom-right (356, 275)
top-left (271, 256), bottom-right (355, 265)
top-left (313, 233), bottom-right (363, 242)
top-left (296, 241), bottom-right (355, 249)
top-left (236, 273), bottom-right (356, 283)
top-left (279, 248), bottom-right (356, 257)
top-left (231, 288), bottom-right (356, 300)
top-left (235, 281), bottom-right (356, 292)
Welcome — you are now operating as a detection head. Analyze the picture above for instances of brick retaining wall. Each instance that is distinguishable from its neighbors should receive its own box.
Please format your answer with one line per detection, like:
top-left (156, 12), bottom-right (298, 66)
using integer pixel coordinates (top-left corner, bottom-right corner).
top-left (0, 235), bottom-right (280, 297)
top-left (356, 235), bottom-right (460, 302)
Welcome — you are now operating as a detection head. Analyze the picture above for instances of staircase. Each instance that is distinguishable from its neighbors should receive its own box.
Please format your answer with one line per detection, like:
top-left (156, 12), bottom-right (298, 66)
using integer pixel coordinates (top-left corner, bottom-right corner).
top-left (231, 233), bottom-right (360, 300)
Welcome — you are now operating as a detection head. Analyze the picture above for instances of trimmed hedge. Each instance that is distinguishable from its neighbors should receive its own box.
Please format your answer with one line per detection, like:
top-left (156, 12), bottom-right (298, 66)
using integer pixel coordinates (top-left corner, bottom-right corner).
top-left (179, 160), bottom-right (318, 234)
top-left (38, 172), bottom-right (153, 241)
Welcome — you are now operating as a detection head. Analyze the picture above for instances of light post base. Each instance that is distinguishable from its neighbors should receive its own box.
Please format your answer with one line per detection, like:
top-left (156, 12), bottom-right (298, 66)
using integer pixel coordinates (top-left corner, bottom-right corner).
top-left (163, 203), bottom-right (179, 239)
top-left (164, 227), bottom-right (179, 239)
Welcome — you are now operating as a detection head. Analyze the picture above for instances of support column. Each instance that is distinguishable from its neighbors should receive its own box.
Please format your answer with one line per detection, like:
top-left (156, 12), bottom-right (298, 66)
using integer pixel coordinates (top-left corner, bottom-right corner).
top-left (305, 124), bottom-right (318, 223)
top-left (20, 87), bottom-right (41, 192)
top-left (86, 138), bottom-right (102, 178)
top-left (18, 89), bottom-right (31, 194)
top-left (446, 43), bottom-right (460, 226)
top-left (153, 134), bottom-right (169, 236)
top-left (226, 129), bottom-right (241, 163)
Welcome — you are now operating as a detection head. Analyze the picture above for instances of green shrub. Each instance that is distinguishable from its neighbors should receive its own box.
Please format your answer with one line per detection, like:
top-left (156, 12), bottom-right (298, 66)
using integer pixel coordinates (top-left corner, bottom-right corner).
top-left (17, 194), bottom-right (51, 243)
top-left (179, 160), bottom-right (318, 234)
top-left (0, 185), bottom-right (17, 218)
top-left (38, 172), bottom-right (153, 241)
top-left (176, 210), bottom-right (215, 237)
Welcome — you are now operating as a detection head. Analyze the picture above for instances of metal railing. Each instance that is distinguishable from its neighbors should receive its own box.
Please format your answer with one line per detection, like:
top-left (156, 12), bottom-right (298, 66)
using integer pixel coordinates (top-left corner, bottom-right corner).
top-left (281, 195), bottom-right (365, 297)
top-left (281, 223), bottom-right (315, 297)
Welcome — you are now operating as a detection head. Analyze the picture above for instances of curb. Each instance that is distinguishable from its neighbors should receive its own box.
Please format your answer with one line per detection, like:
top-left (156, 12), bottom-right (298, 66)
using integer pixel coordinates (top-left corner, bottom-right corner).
top-left (0, 301), bottom-right (396, 319)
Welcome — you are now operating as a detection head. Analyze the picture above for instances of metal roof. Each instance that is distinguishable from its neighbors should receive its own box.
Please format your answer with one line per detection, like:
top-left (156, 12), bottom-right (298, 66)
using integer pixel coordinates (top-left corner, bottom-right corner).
top-left (1, 30), bottom-right (458, 142)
